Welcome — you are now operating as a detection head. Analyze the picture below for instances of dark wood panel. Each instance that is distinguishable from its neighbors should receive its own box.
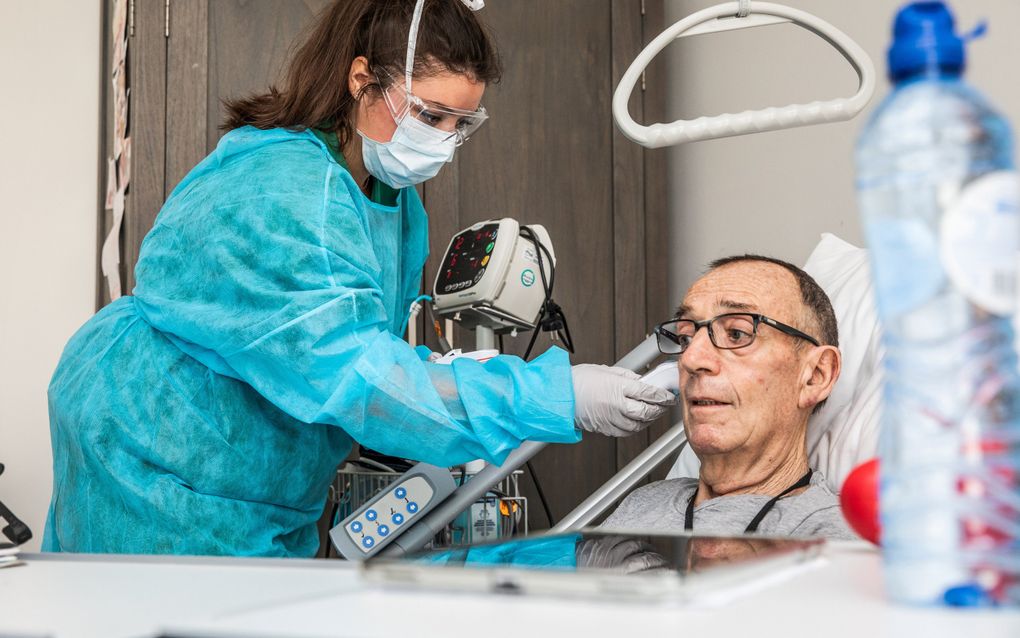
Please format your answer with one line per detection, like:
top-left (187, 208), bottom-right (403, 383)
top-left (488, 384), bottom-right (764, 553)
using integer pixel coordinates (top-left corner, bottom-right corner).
top-left (642, 0), bottom-right (678, 483)
top-left (454, 0), bottom-right (618, 529)
top-left (124, 0), bottom-right (169, 296)
top-left (166, 0), bottom-right (209, 196)
top-left (642, 0), bottom-right (670, 329)
top-left (611, 0), bottom-right (652, 474)
top-left (96, 0), bottom-right (114, 309)
top-left (420, 156), bottom-right (462, 352)
top-left (206, 0), bottom-right (330, 150)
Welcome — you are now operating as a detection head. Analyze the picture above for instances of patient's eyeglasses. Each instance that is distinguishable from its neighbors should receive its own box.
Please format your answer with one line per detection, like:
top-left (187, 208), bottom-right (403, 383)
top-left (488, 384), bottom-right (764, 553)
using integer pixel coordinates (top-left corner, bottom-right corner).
top-left (655, 313), bottom-right (820, 355)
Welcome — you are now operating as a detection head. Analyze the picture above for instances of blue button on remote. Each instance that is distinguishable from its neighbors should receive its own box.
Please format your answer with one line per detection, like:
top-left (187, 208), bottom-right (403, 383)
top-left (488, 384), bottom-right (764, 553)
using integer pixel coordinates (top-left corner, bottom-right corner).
top-left (365, 509), bottom-right (377, 521)
top-left (407, 502), bottom-right (419, 514)
top-left (362, 536), bottom-right (375, 548)
top-left (392, 513), bottom-right (404, 525)
top-left (378, 525), bottom-right (390, 537)
top-left (395, 487), bottom-right (407, 499)
top-left (350, 521), bottom-right (363, 533)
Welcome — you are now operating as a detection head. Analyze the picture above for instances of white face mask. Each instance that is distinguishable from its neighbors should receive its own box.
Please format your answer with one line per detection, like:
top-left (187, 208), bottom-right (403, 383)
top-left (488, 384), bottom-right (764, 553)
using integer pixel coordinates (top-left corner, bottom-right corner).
top-left (359, 115), bottom-right (456, 190)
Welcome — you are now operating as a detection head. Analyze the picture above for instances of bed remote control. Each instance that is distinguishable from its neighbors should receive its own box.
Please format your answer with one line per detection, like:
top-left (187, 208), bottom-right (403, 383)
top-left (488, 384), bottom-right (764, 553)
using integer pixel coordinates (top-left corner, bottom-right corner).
top-left (330, 462), bottom-right (456, 561)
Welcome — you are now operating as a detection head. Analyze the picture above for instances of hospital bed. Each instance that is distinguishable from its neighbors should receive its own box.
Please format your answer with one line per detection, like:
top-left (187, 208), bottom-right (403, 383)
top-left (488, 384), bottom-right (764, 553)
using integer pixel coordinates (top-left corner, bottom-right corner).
top-left (359, 0), bottom-right (881, 557)
top-left (375, 233), bottom-right (882, 557)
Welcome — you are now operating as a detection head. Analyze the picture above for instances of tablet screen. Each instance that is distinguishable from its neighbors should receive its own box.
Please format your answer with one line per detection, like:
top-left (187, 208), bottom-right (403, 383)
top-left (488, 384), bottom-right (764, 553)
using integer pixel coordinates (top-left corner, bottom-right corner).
top-left (402, 530), bottom-right (824, 577)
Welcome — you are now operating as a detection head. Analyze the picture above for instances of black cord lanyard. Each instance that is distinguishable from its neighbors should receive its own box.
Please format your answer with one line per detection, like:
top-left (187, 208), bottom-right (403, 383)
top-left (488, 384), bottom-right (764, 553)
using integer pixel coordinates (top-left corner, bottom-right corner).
top-left (684, 469), bottom-right (813, 533)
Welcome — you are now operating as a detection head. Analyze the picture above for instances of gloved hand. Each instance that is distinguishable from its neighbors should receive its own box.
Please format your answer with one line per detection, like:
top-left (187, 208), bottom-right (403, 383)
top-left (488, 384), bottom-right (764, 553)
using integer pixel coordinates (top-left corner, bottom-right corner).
top-left (575, 536), bottom-right (670, 574)
top-left (572, 364), bottom-right (676, 437)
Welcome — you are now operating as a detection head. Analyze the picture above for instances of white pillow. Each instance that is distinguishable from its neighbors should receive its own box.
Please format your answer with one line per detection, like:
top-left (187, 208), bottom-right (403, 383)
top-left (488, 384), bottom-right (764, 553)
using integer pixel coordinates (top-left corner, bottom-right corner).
top-left (666, 234), bottom-right (882, 492)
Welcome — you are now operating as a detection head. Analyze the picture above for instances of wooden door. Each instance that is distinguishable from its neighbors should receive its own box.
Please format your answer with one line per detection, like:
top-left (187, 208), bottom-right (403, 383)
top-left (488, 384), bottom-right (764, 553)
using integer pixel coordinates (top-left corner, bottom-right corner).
top-left (422, 0), bottom-right (671, 526)
top-left (99, 0), bottom-right (669, 533)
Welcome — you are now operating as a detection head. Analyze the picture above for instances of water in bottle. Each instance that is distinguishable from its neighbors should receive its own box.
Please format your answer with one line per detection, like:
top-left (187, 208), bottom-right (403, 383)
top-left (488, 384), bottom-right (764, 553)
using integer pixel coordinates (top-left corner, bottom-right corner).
top-left (856, 1), bottom-right (1020, 607)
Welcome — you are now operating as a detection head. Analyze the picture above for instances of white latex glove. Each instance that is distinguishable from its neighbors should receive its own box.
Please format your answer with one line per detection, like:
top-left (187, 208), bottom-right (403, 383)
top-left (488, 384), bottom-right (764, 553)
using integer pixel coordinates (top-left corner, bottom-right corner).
top-left (572, 364), bottom-right (676, 437)
top-left (576, 536), bottom-right (670, 573)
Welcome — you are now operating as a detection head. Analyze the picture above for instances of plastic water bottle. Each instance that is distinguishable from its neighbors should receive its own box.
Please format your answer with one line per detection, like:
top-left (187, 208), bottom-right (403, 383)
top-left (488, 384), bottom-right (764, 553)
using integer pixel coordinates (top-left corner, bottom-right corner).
top-left (856, 1), bottom-right (1020, 607)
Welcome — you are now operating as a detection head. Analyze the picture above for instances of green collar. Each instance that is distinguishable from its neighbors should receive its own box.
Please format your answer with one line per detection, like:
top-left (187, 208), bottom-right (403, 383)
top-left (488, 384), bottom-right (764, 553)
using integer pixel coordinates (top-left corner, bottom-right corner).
top-left (311, 128), bottom-right (399, 207)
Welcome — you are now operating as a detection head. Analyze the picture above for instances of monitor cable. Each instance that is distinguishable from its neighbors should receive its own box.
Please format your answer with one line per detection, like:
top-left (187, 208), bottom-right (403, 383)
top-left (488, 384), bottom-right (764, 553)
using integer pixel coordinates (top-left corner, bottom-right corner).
top-left (0, 464), bottom-right (32, 546)
top-left (519, 227), bottom-right (574, 360)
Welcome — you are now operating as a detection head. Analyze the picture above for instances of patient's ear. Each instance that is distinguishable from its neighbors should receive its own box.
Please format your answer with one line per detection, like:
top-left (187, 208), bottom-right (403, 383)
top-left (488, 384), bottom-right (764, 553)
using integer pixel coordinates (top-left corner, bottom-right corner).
top-left (798, 345), bottom-right (841, 411)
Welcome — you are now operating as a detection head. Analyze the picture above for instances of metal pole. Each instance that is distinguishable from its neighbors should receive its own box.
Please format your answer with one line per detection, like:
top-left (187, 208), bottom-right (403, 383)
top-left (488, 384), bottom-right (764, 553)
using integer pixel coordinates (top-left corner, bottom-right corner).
top-left (379, 440), bottom-right (546, 558)
top-left (475, 325), bottom-right (496, 350)
top-left (613, 333), bottom-right (660, 372)
top-left (551, 423), bottom-right (687, 532)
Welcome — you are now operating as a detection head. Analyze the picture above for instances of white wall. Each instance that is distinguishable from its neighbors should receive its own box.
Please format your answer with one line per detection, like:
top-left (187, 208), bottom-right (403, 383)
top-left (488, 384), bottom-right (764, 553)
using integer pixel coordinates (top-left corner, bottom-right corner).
top-left (0, 2), bottom-right (100, 551)
top-left (664, 0), bottom-right (1020, 297)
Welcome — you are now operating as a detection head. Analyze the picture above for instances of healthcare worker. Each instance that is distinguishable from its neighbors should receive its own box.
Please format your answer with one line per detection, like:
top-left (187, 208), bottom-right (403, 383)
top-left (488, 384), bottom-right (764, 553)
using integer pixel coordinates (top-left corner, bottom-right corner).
top-left (43, 0), bottom-right (675, 557)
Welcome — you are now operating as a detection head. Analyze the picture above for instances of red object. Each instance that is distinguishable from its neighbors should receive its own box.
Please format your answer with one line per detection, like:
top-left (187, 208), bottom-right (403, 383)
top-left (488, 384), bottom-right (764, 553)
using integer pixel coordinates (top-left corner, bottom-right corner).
top-left (840, 458), bottom-right (881, 545)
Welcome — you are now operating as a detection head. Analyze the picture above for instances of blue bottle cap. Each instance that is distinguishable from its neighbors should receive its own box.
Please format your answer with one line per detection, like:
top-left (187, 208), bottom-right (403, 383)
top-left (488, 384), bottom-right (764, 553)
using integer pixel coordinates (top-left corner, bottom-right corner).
top-left (943, 583), bottom-right (994, 607)
top-left (887, 2), bottom-right (982, 83)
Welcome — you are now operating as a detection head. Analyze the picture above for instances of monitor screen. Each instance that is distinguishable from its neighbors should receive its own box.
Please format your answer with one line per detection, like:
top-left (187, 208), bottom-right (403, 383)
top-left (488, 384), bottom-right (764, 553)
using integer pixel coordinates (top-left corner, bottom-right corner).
top-left (436, 223), bottom-right (500, 295)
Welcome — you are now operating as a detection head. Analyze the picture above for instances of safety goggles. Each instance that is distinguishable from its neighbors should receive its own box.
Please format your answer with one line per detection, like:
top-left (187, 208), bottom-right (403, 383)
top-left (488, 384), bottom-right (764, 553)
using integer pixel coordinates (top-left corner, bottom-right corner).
top-left (377, 69), bottom-right (488, 146)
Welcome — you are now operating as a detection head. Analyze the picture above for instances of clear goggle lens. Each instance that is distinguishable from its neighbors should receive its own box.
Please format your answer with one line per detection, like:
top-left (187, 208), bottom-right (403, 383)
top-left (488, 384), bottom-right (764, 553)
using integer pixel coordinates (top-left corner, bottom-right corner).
top-left (378, 72), bottom-right (488, 146)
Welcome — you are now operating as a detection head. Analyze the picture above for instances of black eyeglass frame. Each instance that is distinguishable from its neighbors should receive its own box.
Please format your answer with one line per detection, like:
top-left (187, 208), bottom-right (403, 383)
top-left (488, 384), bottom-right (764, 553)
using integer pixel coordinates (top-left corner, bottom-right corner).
top-left (654, 313), bottom-right (821, 355)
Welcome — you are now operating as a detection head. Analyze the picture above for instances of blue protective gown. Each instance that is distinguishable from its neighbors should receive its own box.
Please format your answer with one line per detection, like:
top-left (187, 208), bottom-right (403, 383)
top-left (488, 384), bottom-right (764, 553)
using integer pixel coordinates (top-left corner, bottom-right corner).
top-left (43, 127), bottom-right (579, 557)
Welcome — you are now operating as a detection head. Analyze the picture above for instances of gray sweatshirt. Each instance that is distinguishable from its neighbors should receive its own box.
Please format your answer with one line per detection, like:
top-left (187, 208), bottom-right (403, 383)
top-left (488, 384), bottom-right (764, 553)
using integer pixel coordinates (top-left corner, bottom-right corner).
top-left (600, 471), bottom-right (858, 540)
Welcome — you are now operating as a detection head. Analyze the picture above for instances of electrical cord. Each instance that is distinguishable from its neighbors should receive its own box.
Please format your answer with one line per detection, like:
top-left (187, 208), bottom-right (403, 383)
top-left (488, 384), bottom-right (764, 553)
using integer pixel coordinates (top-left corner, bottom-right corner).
top-left (400, 294), bottom-right (432, 339)
top-left (519, 227), bottom-right (574, 360)
top-left (0, 463), bottom-right (31, 546)
top-left (527, 460), bottom-right (556, 527)
top-left (516, 227), bottom-right (570, 529)
top-left (530, 232), bottom-right (573, 352)
top-left (351, 456), bottom-right (398, 473)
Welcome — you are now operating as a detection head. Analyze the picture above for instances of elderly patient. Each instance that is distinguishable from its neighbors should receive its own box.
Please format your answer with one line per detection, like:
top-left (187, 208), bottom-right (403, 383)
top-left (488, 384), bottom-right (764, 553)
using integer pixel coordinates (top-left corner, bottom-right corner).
top-left (602, 255), bottom-right (856, 539)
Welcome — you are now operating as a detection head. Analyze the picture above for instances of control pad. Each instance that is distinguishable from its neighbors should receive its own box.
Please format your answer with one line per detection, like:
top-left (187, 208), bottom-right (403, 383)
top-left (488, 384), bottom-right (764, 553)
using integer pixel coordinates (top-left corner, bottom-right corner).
top-left (330, 462), bottom-right (457, 561)
top-left (345, 476), bottom-right (435, 553)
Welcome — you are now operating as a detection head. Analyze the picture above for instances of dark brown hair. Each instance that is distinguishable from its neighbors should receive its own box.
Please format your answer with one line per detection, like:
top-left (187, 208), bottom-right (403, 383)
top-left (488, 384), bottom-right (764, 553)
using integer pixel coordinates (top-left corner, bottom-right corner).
top-left (222, 0), bottom-right (502, 148)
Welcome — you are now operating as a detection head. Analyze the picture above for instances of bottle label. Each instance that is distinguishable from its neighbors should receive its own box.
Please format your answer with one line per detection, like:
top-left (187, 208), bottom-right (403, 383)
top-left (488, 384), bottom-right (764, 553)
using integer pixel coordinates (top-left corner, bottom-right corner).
top-left (939, 171), bottom-right (1020, 316)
